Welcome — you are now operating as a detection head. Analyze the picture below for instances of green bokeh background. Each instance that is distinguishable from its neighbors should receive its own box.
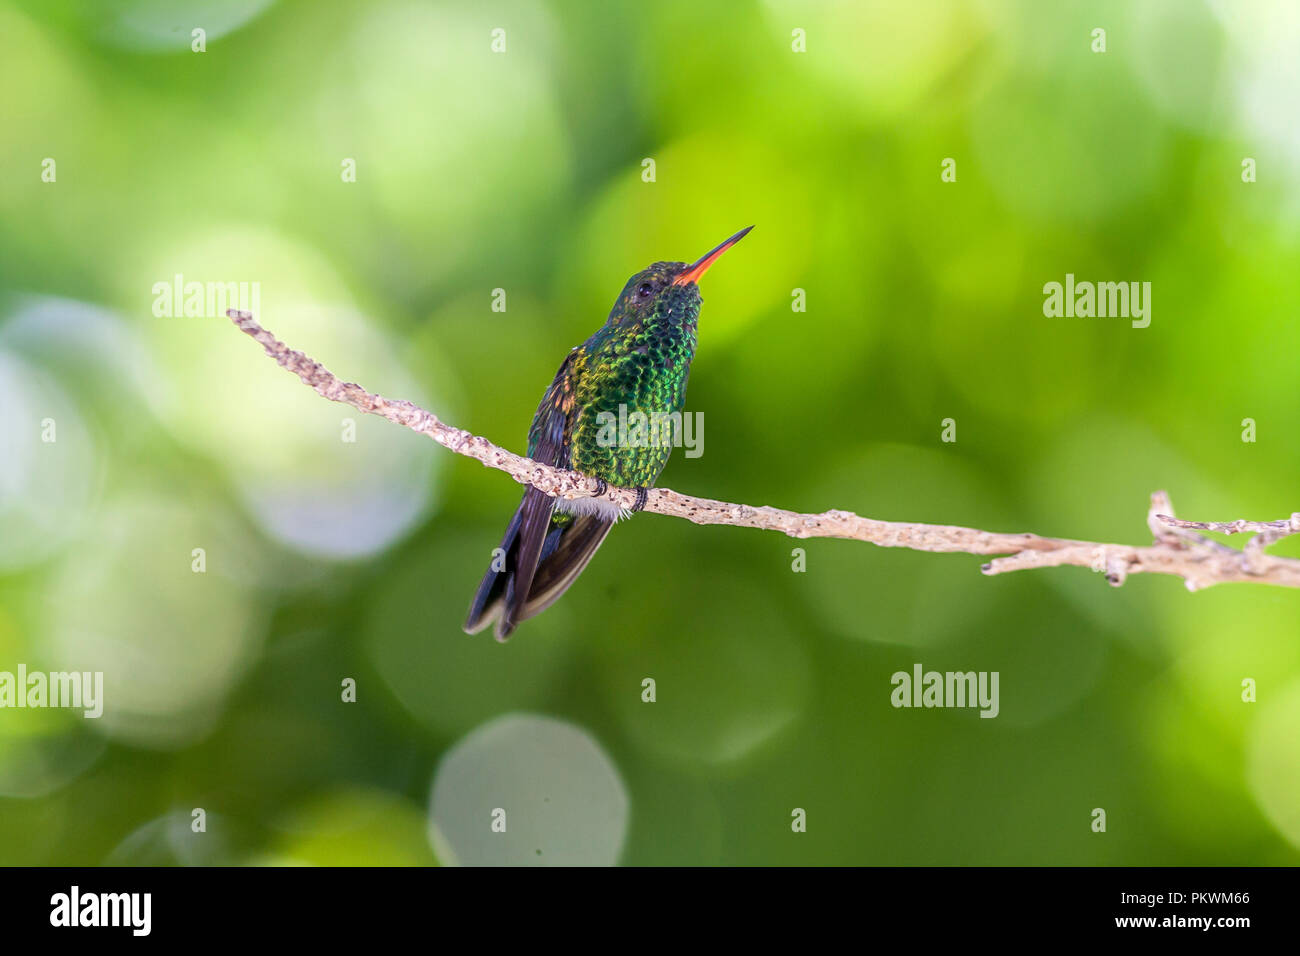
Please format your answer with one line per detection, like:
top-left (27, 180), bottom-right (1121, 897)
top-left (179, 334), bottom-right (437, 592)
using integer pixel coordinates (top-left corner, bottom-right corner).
top-left (1, 0), bottom-right (1298, 865)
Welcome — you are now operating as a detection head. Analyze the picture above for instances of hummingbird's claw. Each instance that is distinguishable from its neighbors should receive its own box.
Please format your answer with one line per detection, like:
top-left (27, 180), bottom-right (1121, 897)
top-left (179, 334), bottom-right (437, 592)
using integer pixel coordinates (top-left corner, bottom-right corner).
top-left (593, 477), bottom-right (608, 498)
top-left (632, 487), bottom-right (649, 513)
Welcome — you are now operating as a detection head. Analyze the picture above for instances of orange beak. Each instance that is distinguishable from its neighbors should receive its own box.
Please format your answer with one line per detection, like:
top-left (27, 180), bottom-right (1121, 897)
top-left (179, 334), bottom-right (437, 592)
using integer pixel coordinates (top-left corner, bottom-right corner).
top-left (672, 225), bottom-right (754, 285)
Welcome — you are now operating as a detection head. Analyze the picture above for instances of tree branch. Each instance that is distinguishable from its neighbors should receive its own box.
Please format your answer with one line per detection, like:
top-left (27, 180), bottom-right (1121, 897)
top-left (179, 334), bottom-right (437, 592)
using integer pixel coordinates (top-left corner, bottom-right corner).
top-left (226, 309), bottom-right (1300, 592)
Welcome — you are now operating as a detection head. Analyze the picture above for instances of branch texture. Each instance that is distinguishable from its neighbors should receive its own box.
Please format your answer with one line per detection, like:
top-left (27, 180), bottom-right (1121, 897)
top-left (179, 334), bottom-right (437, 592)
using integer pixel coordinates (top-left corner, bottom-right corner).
top-left (227, 309), bottom-right (1300, 592)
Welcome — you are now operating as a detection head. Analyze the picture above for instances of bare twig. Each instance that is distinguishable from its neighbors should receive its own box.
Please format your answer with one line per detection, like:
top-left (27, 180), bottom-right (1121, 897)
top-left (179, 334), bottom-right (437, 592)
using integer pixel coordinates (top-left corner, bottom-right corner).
top-left (227, 309), bottom-right (1300, 592)
top-left (1156, 509), bottom-right (1300, 575)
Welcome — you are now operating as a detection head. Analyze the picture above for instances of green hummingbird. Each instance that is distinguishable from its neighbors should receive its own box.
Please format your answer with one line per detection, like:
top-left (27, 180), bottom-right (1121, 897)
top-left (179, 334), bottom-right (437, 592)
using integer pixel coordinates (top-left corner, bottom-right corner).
top-left (465, 225), bottom-right (753, 640)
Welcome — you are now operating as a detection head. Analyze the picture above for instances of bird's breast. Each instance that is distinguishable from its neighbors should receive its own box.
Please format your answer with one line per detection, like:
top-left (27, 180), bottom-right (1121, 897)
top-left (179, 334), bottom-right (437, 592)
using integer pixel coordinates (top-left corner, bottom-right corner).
top-left (567, 328), bottom-right (696, 486)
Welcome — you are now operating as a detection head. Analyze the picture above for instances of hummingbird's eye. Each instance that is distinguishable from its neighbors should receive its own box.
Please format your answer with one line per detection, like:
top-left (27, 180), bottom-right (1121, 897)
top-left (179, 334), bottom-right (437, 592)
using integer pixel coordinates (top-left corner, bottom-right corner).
top-left (637, 282), bottom-right (654, 299)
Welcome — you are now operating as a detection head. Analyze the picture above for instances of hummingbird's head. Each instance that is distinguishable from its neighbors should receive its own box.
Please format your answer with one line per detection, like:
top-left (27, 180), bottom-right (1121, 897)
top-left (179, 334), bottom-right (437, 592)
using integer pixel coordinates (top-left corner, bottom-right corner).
top-left (607, 226), bottom-right (753, 329)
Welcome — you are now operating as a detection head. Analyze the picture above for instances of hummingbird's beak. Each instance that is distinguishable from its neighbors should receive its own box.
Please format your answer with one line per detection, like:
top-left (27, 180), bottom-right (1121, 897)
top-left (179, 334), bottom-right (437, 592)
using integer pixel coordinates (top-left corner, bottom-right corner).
top-left (673, 225), bottom-right (754, 286)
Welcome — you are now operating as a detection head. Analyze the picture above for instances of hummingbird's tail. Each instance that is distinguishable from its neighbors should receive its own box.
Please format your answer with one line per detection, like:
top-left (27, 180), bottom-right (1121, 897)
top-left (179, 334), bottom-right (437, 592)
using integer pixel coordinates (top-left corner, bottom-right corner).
top-left (464, 488), bottom-right (615, 641)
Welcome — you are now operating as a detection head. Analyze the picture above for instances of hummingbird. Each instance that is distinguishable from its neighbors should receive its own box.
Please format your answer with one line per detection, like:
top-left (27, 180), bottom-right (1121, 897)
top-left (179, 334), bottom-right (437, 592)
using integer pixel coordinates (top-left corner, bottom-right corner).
top-left (465, 225), bottom-right (753, 640)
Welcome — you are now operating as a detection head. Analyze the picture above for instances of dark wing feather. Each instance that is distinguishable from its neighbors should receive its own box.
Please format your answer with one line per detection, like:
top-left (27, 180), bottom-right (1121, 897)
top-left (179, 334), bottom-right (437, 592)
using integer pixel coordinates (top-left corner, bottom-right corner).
top-left (519, 514), bottom-right (615, 619)
top-left (465, 350), bottom-right (578, 641)
top-left (463, 506), bottom-right (522, 635)
top-left (500, 486), bottom-right (556, 637)
top-left (500, 351), bottom-right (582, 637)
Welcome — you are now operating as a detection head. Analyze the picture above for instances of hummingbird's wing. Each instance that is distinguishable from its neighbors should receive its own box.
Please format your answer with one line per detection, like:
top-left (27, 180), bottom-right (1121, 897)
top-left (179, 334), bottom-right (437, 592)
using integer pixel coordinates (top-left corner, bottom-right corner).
top-left (500, 353), bottom-right (586, 636)
top-left (463, 505), bottom-right (523, 636)
top-left (501, 484), bottom-right (558, 635)
top-left (463, 487), bottom-right (561, 641)
top-left (465, 350), bottom-right (578, 640)
top-left (516, 513), bottom-right (614, 619)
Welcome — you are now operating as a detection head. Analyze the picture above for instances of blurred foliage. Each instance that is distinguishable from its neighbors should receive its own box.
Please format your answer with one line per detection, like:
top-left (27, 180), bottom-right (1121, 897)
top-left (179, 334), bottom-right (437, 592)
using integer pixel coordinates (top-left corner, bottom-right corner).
top-left (1, 0), bottom-right (1299, 865)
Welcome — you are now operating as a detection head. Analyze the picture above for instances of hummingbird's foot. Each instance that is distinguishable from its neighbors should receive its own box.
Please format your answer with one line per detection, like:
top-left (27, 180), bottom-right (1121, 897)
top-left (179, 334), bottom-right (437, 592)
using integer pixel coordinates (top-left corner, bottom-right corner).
top-left (592, 477), bottom-right (608, 498)
top-left (631, 486), bottom-right (649, 513)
